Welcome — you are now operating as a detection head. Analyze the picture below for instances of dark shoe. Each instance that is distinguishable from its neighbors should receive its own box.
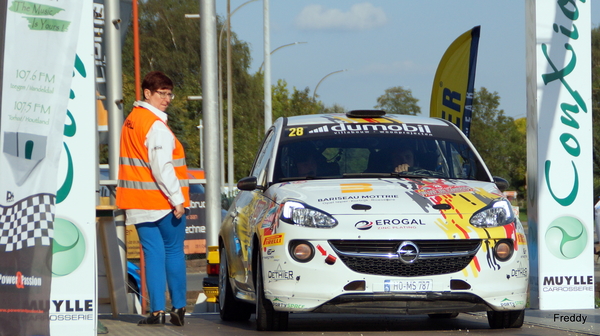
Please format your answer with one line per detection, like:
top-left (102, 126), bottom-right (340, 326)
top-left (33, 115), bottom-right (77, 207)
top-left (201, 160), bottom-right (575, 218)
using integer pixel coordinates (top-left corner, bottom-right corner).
top-left (170, 307), bottom-right (186, 326)
top-left (137, 311), bottom-right (165, 326)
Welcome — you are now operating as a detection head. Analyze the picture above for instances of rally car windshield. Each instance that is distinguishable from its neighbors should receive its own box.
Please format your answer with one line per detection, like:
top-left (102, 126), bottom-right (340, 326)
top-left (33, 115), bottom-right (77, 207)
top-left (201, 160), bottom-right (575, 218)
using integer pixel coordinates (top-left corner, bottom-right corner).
top-left (273, 125), bottom-right (489, 183)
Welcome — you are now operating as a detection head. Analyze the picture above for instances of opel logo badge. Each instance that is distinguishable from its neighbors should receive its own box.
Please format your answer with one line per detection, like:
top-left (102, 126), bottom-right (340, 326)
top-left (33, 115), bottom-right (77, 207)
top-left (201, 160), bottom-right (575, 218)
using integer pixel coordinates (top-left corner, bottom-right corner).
top-left (397, 241), bottom-right (419, 264)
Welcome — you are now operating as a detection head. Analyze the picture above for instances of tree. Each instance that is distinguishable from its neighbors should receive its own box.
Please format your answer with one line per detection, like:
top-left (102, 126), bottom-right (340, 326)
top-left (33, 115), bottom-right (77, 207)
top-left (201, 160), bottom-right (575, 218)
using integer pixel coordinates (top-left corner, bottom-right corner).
top-left (120, 0), bottom-right (265, 181)
top-left (374, 86), bottom-right (421, 115)
top-left (119, 0), bottom-right (333, 181)
top-left (271, 79), bottom-right (322, 119)
top-left (469, 88), bottom-right (526, 197)
top-left (323, 104), bottom-right (346, 114)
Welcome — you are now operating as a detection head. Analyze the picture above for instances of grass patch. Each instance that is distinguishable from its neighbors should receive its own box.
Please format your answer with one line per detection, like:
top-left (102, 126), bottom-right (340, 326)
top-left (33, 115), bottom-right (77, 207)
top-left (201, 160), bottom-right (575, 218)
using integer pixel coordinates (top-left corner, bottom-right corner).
top-left (518, 207), bottom-right (527, 224)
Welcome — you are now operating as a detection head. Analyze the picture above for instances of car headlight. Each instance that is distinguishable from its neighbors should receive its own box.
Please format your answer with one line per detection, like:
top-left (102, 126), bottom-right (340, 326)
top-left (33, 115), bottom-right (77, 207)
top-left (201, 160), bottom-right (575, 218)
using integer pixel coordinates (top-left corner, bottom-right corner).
top-left (469, 198), bottom-right (515, 227)
top-left (280, 201), bottom-right (338, 228)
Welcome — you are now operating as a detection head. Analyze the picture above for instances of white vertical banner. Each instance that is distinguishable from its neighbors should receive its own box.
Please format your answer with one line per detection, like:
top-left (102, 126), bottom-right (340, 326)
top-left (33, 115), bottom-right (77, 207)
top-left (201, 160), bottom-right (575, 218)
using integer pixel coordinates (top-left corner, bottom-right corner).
top-left (50, 0), bottom-right (96, 334)
top-left (0, 0), bottom-right (84, 335)
top-left (526, 0), bottom-right (594, 310)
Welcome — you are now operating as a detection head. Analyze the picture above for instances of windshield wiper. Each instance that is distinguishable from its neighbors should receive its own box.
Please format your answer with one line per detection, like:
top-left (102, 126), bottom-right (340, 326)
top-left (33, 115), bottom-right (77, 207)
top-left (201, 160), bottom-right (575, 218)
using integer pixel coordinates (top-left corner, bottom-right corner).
top-left (279, 176), bottom-right (314, 182)
top-left (342, 171), bottom-right (436, 179)
top-left (342, 173), bottom-right (394, 178)
top-left (279, 175), bottom-right (337, 182)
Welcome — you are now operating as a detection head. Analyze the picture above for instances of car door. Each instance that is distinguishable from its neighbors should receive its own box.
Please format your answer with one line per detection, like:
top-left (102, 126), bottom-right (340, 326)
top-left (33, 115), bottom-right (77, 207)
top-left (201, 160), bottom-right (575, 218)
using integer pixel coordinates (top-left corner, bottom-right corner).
top-left (226, 129), bottom-right (278, 290)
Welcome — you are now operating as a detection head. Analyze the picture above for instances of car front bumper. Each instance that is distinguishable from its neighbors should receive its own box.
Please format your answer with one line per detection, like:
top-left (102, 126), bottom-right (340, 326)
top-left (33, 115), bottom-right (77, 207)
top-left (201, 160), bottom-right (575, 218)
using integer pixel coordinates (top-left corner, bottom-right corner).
top-left (261, 236), bottom-right (528, 314)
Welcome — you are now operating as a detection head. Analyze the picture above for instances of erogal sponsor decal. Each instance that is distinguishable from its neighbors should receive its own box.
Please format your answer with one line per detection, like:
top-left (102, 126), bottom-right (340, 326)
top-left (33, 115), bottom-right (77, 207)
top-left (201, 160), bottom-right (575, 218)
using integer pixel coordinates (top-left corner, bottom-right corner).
top-left (377, 218), bottom-right (425, 226)
top-left (355, 218), bottom-right (425, 230)
top-left (355, 221), bottom-right (373, 230)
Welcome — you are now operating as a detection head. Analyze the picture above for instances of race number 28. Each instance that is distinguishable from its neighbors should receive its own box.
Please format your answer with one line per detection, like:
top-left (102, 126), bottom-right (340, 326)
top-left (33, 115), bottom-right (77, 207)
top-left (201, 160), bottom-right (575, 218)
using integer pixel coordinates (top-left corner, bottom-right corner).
top-left (288, 127), bottom-right (304, 137)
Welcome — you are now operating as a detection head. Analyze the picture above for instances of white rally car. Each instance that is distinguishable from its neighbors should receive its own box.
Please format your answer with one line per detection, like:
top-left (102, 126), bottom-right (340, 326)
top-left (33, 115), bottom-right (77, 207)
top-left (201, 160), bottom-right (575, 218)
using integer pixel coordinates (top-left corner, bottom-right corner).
top-left (218, 110), bottom-right (528, 331)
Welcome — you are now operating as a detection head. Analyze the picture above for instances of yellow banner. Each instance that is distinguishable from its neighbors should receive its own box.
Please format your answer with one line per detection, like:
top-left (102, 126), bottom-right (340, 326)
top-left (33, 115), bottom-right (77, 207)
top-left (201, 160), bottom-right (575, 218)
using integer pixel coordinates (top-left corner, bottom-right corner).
top-left (430, 26), bottom-right (480, 138)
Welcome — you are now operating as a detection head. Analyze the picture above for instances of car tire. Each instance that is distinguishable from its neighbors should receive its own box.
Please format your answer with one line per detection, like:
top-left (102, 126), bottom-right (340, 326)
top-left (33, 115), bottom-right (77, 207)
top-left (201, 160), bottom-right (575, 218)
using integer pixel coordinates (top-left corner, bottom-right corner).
top-left (428, 313), bottom-right (459, 319)
top-left (487, 309), bottom-right (524, 329)
top-left (219, 247), bottom-right (252, 321)
top-left (255, 258), bottom-right (289, 331)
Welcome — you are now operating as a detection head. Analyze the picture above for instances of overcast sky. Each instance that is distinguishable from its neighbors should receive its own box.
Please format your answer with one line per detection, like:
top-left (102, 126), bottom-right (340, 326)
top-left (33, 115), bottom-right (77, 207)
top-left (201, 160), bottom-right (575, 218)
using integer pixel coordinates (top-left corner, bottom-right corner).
top-left (214, 1), bottom-right (600, 119)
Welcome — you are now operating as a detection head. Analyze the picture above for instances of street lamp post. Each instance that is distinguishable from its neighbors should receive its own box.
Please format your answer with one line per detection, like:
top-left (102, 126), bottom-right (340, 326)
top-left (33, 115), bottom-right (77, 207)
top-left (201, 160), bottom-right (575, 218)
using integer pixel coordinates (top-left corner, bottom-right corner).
top-left (219, 0), bottom-right (258, 192)
top-left (198, 120), bottom-right (204, 169)
top-left (313, 69), bottom-right (348, 101)
top-left (257, 41), bottom-right (307, 73)
top-left (187, 95), bottom-right (203, 169)
top-left (263, 0), bottom-right (272, 133)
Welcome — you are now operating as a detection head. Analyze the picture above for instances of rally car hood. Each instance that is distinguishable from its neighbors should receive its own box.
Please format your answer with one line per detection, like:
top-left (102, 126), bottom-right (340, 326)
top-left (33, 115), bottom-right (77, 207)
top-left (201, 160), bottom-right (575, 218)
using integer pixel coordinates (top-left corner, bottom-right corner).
top-left (270, 177), bottom-right (505, 216)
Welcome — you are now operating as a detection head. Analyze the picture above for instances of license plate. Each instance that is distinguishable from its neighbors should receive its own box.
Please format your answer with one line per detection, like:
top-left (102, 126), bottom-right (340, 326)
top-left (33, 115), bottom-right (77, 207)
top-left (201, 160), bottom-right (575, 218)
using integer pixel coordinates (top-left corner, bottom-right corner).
top-left (383, 279), bottom-right (432, 292)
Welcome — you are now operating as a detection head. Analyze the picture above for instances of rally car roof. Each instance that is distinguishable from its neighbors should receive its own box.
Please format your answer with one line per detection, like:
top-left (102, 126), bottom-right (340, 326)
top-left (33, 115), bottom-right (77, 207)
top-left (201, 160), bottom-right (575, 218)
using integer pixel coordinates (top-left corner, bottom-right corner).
top-left (282, 111), bottom-right (451, 128)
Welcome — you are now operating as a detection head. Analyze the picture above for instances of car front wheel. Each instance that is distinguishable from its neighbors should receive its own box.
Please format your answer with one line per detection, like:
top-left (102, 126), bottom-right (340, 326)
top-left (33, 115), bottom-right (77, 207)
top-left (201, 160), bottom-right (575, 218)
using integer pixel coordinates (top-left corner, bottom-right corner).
top-left (487, 309), bottom-right (524, 329)
top-left (255, 258), bottom-right (289, 331)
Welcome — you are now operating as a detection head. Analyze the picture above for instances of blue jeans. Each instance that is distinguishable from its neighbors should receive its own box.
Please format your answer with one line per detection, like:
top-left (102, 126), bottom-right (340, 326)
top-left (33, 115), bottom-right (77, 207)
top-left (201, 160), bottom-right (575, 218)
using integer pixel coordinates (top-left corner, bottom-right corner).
top-left (136, 213), bottom-right (187, 312)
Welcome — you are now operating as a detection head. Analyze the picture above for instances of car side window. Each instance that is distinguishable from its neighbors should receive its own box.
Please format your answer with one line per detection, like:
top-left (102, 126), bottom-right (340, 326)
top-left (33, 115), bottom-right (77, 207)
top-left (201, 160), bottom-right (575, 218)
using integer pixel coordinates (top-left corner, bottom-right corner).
top-left (251, 130), bottom-right (276, 185)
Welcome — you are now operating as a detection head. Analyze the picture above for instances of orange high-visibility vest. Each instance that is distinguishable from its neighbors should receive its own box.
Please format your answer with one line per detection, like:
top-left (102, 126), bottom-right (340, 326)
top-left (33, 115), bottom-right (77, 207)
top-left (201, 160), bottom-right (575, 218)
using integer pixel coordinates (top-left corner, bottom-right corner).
top-left (116, 106), bottom-right (190, 210)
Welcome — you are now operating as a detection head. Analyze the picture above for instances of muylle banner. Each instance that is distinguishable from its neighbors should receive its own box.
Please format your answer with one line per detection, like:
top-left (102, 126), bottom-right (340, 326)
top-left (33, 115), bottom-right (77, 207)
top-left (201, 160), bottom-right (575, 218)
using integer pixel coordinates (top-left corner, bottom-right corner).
top-left (0, 0), bottom-right (84, 335)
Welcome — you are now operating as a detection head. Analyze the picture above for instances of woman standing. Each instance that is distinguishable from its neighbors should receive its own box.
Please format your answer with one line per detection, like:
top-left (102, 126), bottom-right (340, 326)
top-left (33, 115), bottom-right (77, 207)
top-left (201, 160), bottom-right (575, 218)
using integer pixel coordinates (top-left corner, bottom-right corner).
top-left (116, 71), bottom-right (189, 326)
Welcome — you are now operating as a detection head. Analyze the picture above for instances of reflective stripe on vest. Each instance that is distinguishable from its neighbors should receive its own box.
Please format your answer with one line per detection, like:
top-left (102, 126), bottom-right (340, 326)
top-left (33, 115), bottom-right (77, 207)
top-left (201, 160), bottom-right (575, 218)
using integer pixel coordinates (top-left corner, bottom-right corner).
top-left (116, 106), bottom-right (190, 210)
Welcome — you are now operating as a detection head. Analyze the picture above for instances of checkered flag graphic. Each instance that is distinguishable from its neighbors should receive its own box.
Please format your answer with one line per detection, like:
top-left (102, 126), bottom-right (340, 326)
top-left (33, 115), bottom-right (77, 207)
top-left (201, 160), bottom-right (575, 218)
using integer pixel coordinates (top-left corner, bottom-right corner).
top-left (0, 194), bottom-right (55, 252)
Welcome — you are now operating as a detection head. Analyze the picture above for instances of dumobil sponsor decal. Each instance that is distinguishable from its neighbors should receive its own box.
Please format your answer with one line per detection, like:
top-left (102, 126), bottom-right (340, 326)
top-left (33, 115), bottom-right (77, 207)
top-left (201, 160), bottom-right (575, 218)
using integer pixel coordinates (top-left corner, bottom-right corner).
top-left (329, 122), bottom-right (433, 136)
top-left (262, 233), bottom-right (284, 247)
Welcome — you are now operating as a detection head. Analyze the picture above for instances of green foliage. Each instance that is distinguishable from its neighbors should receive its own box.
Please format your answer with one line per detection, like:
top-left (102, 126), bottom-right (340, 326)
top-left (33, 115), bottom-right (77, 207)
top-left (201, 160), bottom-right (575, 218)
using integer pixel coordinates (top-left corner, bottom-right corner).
top-left (323, 104), bottom-right (347, 114)
top-left (374, 86), bottom-right (421, 115)
top-left (469, 88), bottom-right (526, 197)
top-left (121, 0), bottom-right (208, 169)
top-left (119, 1), bottom-right (324, 181)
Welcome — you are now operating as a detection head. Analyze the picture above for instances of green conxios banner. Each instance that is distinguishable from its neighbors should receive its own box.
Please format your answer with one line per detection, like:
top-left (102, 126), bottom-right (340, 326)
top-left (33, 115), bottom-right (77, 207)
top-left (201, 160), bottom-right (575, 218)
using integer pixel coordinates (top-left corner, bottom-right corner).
top-left (526, 0), bottom-right (595, 310)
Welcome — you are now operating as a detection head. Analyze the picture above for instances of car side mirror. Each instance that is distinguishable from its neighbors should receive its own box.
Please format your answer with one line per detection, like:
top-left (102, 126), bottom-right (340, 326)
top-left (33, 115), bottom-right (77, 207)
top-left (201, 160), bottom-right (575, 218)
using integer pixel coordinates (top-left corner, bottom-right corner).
top-left (237, 176), bottom-right (258, 191)
top-left (493, 176), bottom-right (509, 192)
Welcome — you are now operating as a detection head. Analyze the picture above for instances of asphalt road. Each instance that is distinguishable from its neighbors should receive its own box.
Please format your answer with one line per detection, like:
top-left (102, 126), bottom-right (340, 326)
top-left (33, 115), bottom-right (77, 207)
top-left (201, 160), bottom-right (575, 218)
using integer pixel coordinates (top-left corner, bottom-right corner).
top-left (99, 311), bottom-right (600, 336)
